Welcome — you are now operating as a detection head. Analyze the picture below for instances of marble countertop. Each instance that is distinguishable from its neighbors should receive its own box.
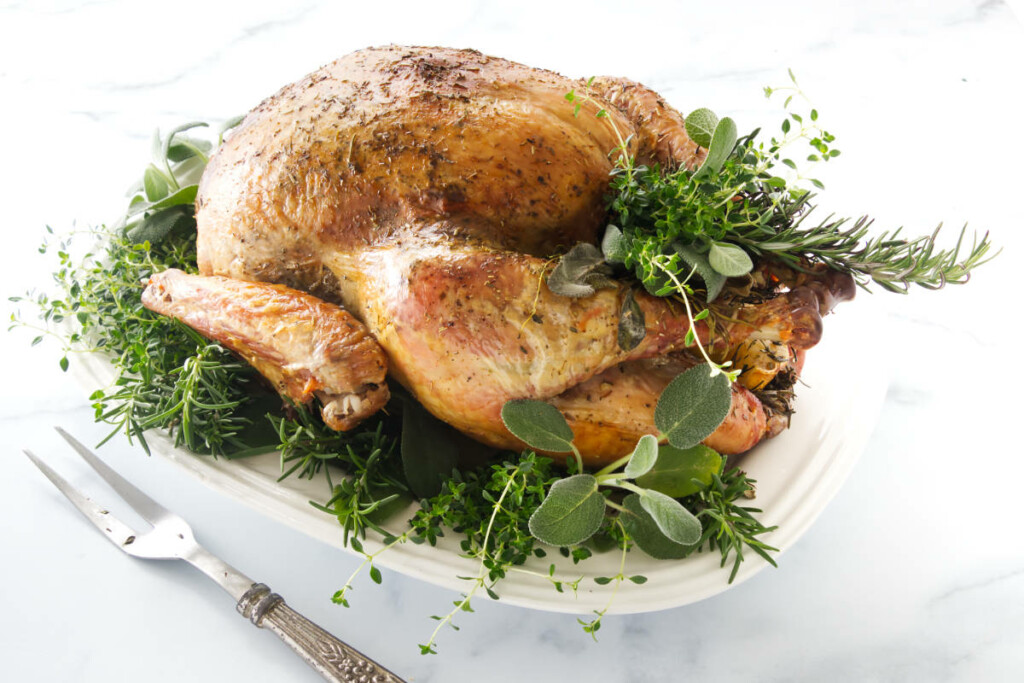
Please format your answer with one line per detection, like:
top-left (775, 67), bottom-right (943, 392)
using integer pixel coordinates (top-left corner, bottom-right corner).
top-left (2, 1), bottom-right (1022, 681)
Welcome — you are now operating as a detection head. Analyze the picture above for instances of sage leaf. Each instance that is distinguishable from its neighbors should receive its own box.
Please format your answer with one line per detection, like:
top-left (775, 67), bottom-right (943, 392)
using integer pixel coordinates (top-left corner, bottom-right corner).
top-left (162, 121), bottom-right (209, 165)
top-left (167, 136), bottom-right (212, 162)
top-left (401, 399), bottom-right (460, 498)
top-left (142, 167), bottom-right (169, 203)
top-left (547, 278), bottom-right (601, 298)
top-left (553, 243), bottom-right (605, 279)
top-left (639, 489), bottom-right (702, 545)
top-left (528, 474), bottom-right (604, 546)
top-left (172, 156), bottom-right (207, 187)
top-left (620, 494), bottom-right (692, 560)
top-left (623, 434), bottom-right (659, 479)
top-left (126, 205), bottom-right (194, 245)
top-left (218, 114), bottom-right (246, 140)
top-left (617, 289), bottom-right (646, 351)
top-left (583, 271), bottom-right (617, 290)
top-left (673, 242), bottom-right (726, 302)
top-left (149, 127), bottom-right (163, 166)
top-left (636, 443), bottom-right (723, 497)
top-left (708, 241), bottom-right (754, 277)
top-left (654, 364), bottom-right (732, 449)
top-left (501, 399), bottom-right (574, 453)
top-left (693, 116), bottom-right (738, 180)
top-left (127, 184), bottom-right (199, 217)
top-left (685, 108), bottom-right (719, 148)
top-left (601, 224), bottom-right (627, 263)
top-left (548, 243), bottom-right (616, 298)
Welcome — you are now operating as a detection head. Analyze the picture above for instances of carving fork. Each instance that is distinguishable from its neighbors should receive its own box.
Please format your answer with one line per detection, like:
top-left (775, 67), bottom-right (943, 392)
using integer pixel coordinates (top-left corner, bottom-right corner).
top-left (24, 427), bottom-right (405, 683)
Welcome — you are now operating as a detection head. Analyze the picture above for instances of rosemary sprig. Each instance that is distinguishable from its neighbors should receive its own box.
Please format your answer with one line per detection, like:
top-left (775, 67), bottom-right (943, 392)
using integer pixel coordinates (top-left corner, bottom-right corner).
top-left (12, 223), bottom-right (263, 456)
top-left (608, 149), bottom-right (995, 299)
top-left (687, 466), bottom-right (778, 583)
top-left (732, 215), bottom-right (995, 293)
top-left (275, 406), bottom-right (408, 543)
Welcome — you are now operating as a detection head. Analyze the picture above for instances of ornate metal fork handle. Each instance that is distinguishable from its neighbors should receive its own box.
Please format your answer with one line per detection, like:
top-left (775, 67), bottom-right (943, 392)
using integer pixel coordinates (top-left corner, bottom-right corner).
top-left (24, 428), bottom-right (405, 683)
top-left (237, 584), bottom-right (400, 682)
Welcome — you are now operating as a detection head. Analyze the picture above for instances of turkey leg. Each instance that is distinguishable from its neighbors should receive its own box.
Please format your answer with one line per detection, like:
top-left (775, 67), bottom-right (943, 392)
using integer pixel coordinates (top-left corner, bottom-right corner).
top-left (141, 269), bottom-right (389, 430)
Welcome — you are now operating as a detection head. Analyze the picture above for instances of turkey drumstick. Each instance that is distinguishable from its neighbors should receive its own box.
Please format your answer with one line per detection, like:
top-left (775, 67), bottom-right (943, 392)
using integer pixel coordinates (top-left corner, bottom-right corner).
top-left (142, 269), bottom-right (389, 431)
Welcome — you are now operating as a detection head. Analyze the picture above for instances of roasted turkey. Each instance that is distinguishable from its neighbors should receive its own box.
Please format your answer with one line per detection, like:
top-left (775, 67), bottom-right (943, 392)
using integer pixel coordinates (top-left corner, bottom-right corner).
top-left (142, 45), bottom-right (854, 466)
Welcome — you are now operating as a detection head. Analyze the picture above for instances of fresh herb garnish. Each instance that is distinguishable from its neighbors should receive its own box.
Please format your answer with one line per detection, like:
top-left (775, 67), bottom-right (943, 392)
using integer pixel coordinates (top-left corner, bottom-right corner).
top-left (561, 73), bottom-right (995, 376)
top-left (273, 405), bottom-right (407, 543)
top-left (502, 391), bottom-right (726, 551)
top-left (604, 73), bottom-right (995, 299)
top-left (406, 452), bottom-right (564, 654)
top-left (14, 224), bottom-right (261, 456)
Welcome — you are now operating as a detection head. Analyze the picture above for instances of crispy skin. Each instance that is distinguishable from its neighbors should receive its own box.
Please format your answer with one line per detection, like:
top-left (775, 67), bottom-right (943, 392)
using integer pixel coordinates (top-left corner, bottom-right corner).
top-left (172, 45), bottom-right (850, 462)
top-left (196, 46), bottom-right (704, 289)
top-left (551, 357), bottom-right (767, 466)
top-left (590, 76), bottom-right (700, 170)
top-left (141, 269), bottom-right (388, 430)
top-left (328, 237), bottom-right (717, 450)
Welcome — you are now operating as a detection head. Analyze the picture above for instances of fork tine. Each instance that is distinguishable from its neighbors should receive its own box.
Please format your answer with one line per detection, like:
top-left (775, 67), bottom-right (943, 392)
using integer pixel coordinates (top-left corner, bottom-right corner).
top-left (55, 426), bottom-right (174, 526)
top-left (23, 449), bottom-right (140, 551)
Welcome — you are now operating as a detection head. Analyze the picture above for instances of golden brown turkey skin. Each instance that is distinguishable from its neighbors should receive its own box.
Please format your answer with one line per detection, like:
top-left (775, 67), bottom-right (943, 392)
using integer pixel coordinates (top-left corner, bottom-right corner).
top-left (195, 46), bottom-right (703, 290)
top-left (327, 237), bottom-right (717, 450)
top-left (141, 269), bottom-right (388, 430)
top-left (552, 357), bottom-right (768, 466)
top-left (159, 45), bottom-right (851, 463)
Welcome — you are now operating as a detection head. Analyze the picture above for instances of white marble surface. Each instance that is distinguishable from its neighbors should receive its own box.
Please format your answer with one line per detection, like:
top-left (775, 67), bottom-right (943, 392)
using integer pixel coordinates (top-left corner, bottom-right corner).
top-left (2, 1), bottom-right (1023, 681)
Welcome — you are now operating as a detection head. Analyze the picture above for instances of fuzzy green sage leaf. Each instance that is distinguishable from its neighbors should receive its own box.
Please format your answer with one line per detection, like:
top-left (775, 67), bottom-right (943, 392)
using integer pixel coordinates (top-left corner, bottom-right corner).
top-left (528, 474), bottom-right (604, 546)
top-left (143, 167), bottom-right (170, 203)
top-left (601, 224), bottom-right (628, 263)
top-left (638, 488), bottom-right (702, 545)
top-left (548, 243), bottom-right (616, 298)
top-left (623, 434), bottom-right (659, 479)
top-left (673, 242), bottom-right (726, 302)
top-left (693, 116), bottom-right (738, 180)
top-left (617, 289), bottom-right (646, 352)
top-left (684, 108), bottom-right (718, 148)
top-left (620, 494), bottom-right (692, 559)
top-left (709, 241), bottom-right (754, 277)
top-left (167, 136), bottom-right (212, 162)
top-left (126, 204), bottom-right (195, 245)
top-left (654, 364), bottom-right (732, 449)
top-left (636, 443), bottom-right (723, 498)
top-left (127, 184), bottom-right (200, 218)
top-left (161, 121), bottom-right (209, 165)
top-left (501, 399), bottom-right (574, 453)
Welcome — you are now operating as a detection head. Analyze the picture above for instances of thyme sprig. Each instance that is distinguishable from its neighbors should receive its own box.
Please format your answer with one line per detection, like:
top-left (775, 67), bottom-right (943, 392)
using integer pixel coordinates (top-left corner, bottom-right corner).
top-left (407, 452), bottom-right (568, 654)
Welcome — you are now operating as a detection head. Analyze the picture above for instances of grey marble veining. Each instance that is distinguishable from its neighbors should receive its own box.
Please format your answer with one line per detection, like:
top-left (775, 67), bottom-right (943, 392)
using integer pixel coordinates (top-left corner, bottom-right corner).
top-left (2, 1), bottom-right (1022, 682)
